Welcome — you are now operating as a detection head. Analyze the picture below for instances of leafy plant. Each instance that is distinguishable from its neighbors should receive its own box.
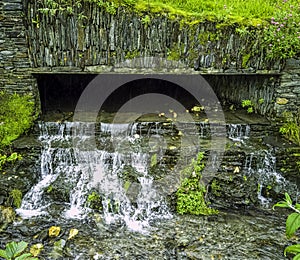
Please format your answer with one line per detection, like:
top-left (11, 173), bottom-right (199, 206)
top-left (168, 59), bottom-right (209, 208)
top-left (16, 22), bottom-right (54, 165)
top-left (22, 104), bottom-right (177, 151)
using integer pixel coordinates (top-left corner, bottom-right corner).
top-left (263, 0), bottom-right (300, 60)
top-left (241, 98), bottom-right (264, 114)
top-left (279, 110), bottom-right (300, 146)
top-left (0, 241), bottom-right (38, 260)
top-left (273, 193), bottom-right (300, 259)
top-left (86, 191), bottom-right (102, 211)
top-left (176, 152), bottom-right (218, 215)
top-left (242, 99), bottom-right (254, 113)
top-left (0, 153), bottom-right (22, 171)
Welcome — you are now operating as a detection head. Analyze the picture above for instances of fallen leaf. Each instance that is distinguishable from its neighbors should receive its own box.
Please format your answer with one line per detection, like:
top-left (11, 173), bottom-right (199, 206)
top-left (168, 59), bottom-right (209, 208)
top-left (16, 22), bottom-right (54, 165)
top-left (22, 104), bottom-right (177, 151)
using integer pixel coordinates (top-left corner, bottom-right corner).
top-left (48, 226), bottom-right (61, 237)
top-left (68, 228), bottom-right (79, 240)
top-left (233, 166), bottom-right (240, 173)
top-left (30, 243), bottom-right (44, 257)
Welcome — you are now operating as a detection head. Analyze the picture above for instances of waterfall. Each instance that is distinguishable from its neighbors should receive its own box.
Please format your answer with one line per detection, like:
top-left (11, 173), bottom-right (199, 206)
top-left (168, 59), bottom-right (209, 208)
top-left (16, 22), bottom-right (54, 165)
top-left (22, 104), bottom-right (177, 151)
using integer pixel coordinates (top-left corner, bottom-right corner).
top-left (227, 124), bottom-right (250, 142)
top-left (243, 147), bottom-right (286, 206)
top-left (17, 121), bottom-right (172, 232)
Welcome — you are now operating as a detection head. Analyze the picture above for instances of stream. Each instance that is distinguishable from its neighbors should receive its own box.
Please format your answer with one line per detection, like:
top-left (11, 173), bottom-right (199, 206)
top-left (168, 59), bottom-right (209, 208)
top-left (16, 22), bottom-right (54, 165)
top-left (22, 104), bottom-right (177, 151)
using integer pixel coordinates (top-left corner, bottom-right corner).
top-left (1, 111), bottom-right (298, 259)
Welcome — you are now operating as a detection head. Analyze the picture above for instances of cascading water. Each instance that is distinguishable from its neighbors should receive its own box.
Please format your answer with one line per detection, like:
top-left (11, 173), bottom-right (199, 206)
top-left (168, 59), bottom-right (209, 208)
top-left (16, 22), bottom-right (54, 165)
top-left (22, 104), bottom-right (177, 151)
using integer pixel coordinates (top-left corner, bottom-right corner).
top-left (226, 124), bottom-right (296, 207)
top-left (17, 120), bottom-right (173, 232)
top-left (244, 147), bottom-right (288, 206)
top-left (227, 123), bottom-right (250, 142)
top-left (17, 118), bottom-right (296, 234)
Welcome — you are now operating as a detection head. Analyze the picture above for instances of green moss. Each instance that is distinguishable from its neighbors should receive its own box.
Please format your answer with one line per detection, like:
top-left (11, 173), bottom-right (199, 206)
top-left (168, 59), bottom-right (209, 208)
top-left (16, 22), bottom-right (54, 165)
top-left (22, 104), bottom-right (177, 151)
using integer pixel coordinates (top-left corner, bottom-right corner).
top-left (141, 14), bottom-right (151, 25)
top-left (167, 48), bottom-right (181, 61)
top-left (210, 179), bottom-right (221, 196)
top-left (125, 50), bottom-right (141, 59)
top-left (242, 53), bottom-right (251, 68)
top-left (0, 92), bottom-right (36, 149)
top-left (176, 152), bottom-right (218, 215)
top-left (9, 189), bottom-right (22, 208)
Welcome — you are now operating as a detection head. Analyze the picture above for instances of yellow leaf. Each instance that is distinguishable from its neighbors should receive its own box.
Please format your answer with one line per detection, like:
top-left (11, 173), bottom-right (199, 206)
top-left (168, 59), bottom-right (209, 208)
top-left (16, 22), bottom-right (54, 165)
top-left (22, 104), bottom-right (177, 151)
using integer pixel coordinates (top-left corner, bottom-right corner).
top-left (48, 226), bottom-right (61, 237)
top-left (30, 243), bottom-right (44, 257)
top-left (68, 228), bottom-right (79, 240)
top-left (233, 166), bottom-right (240, 173)
top-left (191, 106), bottom-right (204, 112)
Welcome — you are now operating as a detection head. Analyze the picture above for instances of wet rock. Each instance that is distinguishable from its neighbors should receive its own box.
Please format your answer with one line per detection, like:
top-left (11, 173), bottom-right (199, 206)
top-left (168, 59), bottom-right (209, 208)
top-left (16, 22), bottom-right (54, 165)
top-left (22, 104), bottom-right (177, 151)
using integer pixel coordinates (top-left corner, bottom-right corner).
top-left (3, 3), bottom-right (22, 10)
top-left (0, 196), bottom-right (5, 205)
top-left (177, 236), bottom-right (190, 247)
top-left (0, 150), bottom-right (40, 206)
top-left (45, 175), bottom-right (74, 203)
top-left (17, 225), bottom-right (31, 236)
top-left (50, 239), bottom-right (66, 259)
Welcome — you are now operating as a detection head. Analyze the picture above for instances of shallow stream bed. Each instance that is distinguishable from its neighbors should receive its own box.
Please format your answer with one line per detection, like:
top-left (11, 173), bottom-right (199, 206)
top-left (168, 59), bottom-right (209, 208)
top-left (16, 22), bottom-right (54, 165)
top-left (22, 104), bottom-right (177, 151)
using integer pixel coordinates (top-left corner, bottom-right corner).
top-left (1, 208), bottom-right (290, 259)
top-left (1, 110), bottom-right (298, 259)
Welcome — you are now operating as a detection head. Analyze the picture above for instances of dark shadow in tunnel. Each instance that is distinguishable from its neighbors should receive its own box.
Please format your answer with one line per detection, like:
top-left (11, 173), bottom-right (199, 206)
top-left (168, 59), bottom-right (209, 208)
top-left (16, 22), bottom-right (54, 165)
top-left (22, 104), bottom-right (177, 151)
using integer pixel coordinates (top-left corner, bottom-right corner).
top-left (35, 74), bottom-right (201, 115)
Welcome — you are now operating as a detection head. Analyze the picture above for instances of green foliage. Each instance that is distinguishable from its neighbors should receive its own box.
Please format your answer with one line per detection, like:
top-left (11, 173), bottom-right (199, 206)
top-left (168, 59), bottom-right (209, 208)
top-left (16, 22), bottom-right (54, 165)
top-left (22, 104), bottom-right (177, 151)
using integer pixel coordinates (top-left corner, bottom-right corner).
top-left (279, 110), bottom-right (300, 146)
top-left (210, 179), bottom-right (221, 196)
top-left (242, 53), bottom-right (251, 68)
top-left (0, 92), bottom-right (35, 149)
top-left (0, 241), bottom-right (38, 260)
top-left (0, 153), bottom-right (22, 171)
top-left (141, 14), bottom-right (151, 25)
top-left (273, 193), bottom-right (300, 259)
top-left (9, 189), bottom-right (23, 208)
top-left (38, 0), bottom-right (280, 25)
top-left (86, 191), bottom-right (102, 211)
top-left (176, 152), bottom-right (218, 215)
top-left (241, 99), bottom-right (254, 113)
top-left (263, 0), bottom-right (300, 60)
top-left (125, 50), bottom-right (140, 59)
top-left (285, 244), bottom-right (300, 259)
top-left (241, 98), bottom-right (264, 114)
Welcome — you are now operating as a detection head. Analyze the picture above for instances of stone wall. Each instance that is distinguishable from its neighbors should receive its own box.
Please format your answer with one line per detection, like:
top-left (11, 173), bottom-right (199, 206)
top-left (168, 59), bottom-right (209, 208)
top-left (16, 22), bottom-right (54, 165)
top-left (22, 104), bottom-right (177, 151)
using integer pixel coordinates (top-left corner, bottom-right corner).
top-left (25, 0), bottom-right (281, 72)
top-left (0, 0), bottom-right (37, 97)
top-left (0, 0), bottom-right (299, 117)
top-left (275, 58), bottom-right (300, 115)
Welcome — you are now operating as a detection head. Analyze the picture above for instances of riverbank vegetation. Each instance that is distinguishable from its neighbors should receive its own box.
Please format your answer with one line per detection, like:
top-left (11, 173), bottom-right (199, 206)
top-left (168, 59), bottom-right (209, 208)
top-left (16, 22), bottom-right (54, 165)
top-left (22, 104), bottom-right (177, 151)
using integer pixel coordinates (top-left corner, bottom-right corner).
top-left (176, 152), bottom-right (218, 215)
top-left (0, 92), bottom-right (36, 172)
top-left (280, 110), bottom-right (300, 146)
top-left (0, 92), bottom-right (35, 149)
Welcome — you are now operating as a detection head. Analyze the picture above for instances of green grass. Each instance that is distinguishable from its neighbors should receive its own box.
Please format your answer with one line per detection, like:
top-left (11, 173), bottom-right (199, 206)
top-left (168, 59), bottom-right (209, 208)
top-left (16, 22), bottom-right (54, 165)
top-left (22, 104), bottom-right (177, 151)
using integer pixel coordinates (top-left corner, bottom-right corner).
top-left (132, 0), bottom-right (297, 25)
top-left (42, 0), bottom-right (300, 25)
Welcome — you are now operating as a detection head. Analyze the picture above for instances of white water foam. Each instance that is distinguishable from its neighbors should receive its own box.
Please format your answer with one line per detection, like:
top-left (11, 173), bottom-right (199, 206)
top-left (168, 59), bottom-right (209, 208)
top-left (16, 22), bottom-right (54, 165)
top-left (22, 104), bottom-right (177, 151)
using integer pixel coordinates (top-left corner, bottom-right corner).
top-left (18, 121), bottom-right (172, 232)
